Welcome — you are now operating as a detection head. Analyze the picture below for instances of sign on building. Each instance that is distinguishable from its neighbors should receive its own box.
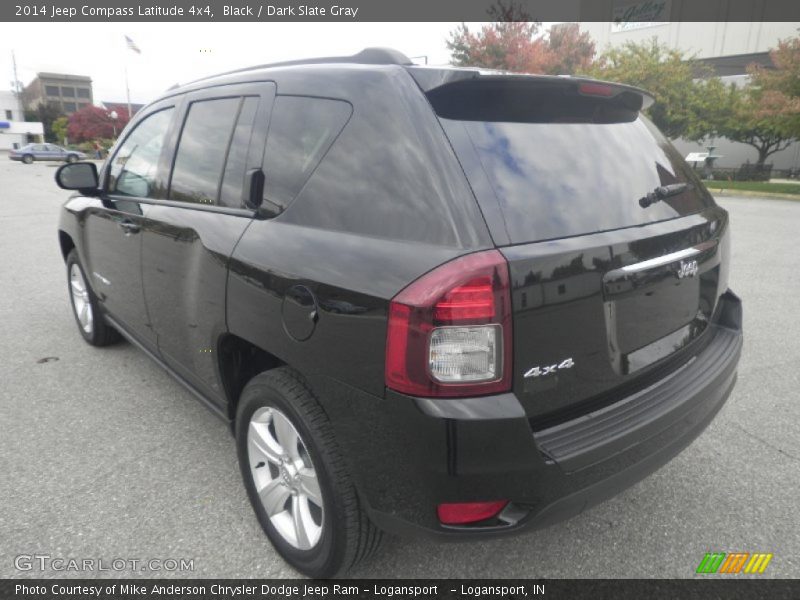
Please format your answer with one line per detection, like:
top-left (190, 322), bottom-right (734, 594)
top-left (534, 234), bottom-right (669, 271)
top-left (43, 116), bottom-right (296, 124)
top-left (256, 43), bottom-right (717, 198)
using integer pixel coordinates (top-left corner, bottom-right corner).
top-left (611, 0), bottom-right (671, 32)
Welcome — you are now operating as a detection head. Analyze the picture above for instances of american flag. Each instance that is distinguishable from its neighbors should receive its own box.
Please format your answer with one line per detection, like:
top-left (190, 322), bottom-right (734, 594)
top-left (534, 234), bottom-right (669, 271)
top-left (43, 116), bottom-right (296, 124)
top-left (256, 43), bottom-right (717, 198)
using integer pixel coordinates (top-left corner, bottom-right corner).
top-left (125, 35), bottom-right (141, 54)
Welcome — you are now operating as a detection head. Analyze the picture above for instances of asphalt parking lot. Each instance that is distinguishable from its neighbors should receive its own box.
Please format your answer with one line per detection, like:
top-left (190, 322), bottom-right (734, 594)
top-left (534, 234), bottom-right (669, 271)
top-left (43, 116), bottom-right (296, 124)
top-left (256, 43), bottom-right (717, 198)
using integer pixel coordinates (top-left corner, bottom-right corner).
top-left (1, 157), bottom-right (798, 579)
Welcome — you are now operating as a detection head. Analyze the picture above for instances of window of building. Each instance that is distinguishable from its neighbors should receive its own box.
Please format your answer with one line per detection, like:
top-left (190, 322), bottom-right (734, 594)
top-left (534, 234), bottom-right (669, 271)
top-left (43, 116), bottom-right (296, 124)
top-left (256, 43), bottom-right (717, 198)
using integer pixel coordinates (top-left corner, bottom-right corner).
top-left (61, 87), bottom-right (75, 97)
top-left (109, 108), bottom-right (174, 198)
top-left (45, 85), bottom-right (60, 96)
top-left (4, 110), bottom-right (12, 120)
top-left (169, 97), bottom-right (241, 205)
top-left (77, 88), bottom-right (90, 99)
top-left (262, 96), bottom-right (351, 210)
top-left (63, 102), bottom-right (77, 113)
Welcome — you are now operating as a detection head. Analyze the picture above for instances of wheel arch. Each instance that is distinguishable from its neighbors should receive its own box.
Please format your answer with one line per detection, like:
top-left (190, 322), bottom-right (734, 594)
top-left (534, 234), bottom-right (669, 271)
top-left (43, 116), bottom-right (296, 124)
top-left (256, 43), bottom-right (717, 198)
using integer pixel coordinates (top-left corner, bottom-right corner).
top-left (217, 333), bottom-right (286, 426)
top-left (58, 230), bottom-right (76, 262)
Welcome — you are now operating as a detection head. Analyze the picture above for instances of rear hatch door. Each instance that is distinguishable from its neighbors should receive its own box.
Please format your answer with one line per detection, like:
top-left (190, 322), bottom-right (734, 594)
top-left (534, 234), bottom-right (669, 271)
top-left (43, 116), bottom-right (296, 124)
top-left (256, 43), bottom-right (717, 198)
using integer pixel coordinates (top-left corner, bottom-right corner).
top-left (420, 72), bottom-right (730, 423)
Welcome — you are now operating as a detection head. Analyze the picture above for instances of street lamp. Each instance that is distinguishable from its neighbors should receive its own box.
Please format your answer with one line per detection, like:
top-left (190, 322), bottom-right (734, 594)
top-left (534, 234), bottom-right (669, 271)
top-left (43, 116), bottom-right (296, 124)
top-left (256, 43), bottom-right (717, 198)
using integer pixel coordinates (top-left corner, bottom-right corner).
top-left (109, 110), bottom-right (118, 138)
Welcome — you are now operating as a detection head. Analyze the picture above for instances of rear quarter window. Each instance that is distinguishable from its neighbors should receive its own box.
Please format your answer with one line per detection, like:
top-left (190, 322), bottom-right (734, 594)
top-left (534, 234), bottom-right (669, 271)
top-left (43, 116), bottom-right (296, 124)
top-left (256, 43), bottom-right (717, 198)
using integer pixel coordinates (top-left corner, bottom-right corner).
top-left (262, 95), bottom-right (352, 210)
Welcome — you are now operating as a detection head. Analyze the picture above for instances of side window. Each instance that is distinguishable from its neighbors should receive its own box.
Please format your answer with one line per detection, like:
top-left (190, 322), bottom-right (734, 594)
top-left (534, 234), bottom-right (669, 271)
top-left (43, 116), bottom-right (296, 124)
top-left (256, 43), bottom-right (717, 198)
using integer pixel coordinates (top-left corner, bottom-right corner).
top-left (109, 108), bottom-right (174, 198)
top-left (219, 96), bottom-right (259, 208)
top-left (169, 97), bottom-right (241, 205)
top-left (262, 96), bottom-right (351, 210)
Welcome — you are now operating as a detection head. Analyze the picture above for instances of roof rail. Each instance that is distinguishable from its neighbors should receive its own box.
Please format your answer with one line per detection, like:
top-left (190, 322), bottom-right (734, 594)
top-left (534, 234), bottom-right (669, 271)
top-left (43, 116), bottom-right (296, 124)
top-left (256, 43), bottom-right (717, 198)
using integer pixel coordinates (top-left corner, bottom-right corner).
top-left (188, 48), bottom-right (412, 85)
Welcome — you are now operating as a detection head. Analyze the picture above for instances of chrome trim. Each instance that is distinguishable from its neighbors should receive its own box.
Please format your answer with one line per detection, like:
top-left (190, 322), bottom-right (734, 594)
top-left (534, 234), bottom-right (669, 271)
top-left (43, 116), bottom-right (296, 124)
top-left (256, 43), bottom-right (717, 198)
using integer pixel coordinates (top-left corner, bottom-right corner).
top-left (609, 239), bottom-right (717, 277)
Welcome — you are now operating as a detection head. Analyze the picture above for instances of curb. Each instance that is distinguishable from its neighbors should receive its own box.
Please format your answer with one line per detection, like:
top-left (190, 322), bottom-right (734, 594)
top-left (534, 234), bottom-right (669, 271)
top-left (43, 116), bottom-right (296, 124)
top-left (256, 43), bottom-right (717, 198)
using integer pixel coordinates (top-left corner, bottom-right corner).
top-left (710, 189), bottom-right (800, 201)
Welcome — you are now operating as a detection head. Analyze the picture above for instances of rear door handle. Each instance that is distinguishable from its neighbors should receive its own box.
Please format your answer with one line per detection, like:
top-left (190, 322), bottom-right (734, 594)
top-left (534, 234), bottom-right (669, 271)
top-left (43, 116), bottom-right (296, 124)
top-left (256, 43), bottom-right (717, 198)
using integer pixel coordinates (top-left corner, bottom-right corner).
top-left (118, 219), bottom-right (140, 234)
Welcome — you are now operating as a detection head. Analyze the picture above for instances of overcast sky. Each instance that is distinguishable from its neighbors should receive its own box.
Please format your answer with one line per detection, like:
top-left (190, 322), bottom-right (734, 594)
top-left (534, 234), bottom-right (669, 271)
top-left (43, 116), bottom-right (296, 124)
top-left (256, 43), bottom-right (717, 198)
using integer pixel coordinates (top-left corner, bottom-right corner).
top-left (1, 23), bottom-right (472, 105)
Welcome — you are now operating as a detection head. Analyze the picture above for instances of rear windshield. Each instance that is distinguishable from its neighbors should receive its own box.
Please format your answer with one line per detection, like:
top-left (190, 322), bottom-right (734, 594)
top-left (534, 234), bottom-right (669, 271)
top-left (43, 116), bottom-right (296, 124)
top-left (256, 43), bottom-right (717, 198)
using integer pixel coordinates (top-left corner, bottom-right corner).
top-left (433, 82), bottom-right (713, 244)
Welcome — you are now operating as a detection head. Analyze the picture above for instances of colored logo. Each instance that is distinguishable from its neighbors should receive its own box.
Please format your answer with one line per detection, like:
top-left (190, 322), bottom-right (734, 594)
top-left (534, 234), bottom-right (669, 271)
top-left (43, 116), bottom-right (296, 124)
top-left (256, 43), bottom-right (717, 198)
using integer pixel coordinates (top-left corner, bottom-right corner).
top-left (696, 552), bottom-right (773, 574)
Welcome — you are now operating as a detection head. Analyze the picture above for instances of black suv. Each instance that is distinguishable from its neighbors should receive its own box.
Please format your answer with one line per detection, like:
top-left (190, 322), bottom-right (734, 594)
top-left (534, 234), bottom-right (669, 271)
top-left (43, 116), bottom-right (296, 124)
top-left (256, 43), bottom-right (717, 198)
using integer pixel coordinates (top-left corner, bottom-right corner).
top-left (55, 48), bottom-right (742, 577)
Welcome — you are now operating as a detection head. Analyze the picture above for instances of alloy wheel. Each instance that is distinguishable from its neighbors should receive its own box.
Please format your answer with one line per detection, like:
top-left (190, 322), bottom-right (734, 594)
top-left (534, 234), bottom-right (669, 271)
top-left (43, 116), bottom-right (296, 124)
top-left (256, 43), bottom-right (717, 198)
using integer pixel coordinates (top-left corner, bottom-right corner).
top-left (247, 407), bottom-right (324, 550)
top-left (69, 263), bottom-right (93, 334)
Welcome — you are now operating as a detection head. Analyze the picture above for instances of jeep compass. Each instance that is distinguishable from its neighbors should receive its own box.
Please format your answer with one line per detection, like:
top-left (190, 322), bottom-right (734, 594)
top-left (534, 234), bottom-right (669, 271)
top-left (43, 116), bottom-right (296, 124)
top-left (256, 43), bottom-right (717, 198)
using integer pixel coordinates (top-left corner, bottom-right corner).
top-left (55, 48), bottom-right (743, 577)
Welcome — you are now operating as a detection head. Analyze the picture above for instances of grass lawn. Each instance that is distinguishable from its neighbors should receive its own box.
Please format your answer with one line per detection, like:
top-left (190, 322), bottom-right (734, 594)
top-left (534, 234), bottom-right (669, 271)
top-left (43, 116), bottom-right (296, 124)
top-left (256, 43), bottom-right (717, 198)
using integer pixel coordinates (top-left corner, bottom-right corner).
top-left (704, 180), bottom-right (800, 196)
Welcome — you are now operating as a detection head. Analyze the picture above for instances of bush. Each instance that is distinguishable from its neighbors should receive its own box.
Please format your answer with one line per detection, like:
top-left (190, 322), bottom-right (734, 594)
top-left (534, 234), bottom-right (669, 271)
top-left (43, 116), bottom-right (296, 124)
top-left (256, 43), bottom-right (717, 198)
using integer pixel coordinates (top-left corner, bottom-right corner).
top-left (736, 163), bottom-right (773, 181)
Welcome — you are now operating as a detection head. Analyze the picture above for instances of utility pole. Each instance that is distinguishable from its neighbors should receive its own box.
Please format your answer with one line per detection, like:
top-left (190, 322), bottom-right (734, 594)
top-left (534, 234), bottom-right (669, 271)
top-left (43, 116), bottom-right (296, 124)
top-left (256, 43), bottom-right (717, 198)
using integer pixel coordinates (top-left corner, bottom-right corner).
top-left (11, 49), bottom-right (22, 101)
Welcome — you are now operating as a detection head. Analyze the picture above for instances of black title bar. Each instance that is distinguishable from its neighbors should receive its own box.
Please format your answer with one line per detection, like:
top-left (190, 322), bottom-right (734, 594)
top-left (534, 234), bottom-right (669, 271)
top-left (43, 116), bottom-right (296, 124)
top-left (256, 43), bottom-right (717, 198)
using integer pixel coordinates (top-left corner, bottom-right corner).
top-left (2, 579), bottom-right (800, 600)
top-left (3, 0), bottom-right (800, 22)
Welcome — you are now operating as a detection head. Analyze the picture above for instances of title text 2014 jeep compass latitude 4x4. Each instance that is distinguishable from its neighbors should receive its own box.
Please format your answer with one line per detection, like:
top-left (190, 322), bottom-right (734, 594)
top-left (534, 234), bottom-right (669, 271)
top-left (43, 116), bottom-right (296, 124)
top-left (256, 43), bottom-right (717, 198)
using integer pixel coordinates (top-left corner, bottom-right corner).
top-left (55, 48), bottom-right (743, 577)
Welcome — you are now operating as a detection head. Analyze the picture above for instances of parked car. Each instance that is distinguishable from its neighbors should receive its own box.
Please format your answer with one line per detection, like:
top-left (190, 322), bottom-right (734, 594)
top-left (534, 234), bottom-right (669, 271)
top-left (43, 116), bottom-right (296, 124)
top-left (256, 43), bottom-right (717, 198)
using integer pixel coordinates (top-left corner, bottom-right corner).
top-left (55, 48), bottom-right (743, 578)
top-left (11, 143), bottom-right (86, 164)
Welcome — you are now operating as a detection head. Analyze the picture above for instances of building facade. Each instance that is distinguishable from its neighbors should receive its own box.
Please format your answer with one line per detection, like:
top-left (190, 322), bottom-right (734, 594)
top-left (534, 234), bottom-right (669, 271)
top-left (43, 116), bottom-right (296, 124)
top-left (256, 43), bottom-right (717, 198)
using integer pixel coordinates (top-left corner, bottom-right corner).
top-left (579, 18), bottom-right (800, 171)
top-left (0, 90), bottom-right (44, 151)
top-left (22, 73), bottom-right (93, 116)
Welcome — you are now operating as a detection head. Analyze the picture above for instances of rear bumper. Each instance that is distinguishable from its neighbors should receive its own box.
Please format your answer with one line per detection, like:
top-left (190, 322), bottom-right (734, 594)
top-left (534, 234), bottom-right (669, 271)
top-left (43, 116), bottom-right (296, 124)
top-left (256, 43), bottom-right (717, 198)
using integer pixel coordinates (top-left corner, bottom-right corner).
top-left (320, 291), bottom-right (742, 539)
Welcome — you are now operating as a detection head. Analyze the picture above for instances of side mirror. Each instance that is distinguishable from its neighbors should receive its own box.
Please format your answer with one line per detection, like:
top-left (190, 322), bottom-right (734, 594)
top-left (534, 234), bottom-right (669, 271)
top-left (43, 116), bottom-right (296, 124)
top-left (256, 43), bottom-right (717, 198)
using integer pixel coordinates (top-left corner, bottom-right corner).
top-left (55, 162), bottom-right (99, 195)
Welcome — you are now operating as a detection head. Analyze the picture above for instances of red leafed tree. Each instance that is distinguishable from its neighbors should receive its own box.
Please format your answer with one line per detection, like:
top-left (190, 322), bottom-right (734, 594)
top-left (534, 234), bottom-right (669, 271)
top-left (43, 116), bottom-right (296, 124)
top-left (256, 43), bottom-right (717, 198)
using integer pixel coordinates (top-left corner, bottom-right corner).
top-left (447, 17), bottom-right (596, 75)
top-left (545, 23), bottom-right (597, 75)
top-left (67, 105), bottom-right (131, 142)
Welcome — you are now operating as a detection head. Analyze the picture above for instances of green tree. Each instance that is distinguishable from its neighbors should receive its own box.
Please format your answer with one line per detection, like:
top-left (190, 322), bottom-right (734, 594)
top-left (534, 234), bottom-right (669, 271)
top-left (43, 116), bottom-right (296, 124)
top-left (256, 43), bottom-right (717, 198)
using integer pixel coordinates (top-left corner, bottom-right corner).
top-left (582, 39), bottom-right (719, 141)
top-left (718, 36), bottom-right (800, 166)
top-left (52, 116), bottom-right (69, 144)
top-left (720, 84), bottom-right (797, 166)
top-left (24, 102), bottom-right (65, 143)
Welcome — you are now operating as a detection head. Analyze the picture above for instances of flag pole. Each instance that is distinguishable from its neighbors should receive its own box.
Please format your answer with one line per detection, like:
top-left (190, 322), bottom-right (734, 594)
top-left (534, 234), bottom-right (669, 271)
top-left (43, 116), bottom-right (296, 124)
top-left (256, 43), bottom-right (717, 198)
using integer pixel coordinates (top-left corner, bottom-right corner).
top-left (124, 63), bottom-right (132, 120)
top-left (123, 35), bottom-right (141, 120)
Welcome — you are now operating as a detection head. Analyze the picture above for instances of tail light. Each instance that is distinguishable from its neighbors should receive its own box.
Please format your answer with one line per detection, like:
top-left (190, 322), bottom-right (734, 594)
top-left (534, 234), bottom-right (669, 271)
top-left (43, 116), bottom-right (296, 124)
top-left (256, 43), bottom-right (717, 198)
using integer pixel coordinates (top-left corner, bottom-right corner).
top-left (385, 250), bottom-right (513, 398)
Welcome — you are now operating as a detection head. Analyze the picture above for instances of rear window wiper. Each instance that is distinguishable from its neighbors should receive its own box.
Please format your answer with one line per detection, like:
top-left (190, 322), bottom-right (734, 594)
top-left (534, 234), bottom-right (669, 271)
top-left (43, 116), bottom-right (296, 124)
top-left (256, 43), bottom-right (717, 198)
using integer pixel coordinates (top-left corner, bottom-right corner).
top-left (639, 183), bottom-right (693, 208)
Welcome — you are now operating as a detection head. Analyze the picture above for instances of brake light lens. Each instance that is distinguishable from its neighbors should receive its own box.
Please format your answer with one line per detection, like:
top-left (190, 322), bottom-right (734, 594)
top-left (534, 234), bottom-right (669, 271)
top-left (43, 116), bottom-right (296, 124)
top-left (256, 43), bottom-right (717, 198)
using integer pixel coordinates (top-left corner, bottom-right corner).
top-left (578, 82), bottom-right (616, 97)
top-left (438, 500), bottom-right (509, 525)
top-left (385, 250), bottom-right (512, 397)
top-left (433, 278), bottom-right (494, 321)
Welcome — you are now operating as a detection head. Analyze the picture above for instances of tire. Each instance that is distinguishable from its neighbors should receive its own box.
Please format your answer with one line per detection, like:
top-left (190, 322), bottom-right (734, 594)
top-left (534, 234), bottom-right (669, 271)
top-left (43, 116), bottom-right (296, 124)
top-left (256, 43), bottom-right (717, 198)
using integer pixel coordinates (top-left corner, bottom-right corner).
top-left (66, 154), bottom-right (78, 163)
top-left (236, 367), bottom-right (382, 578)
top-left (22, 154), bottom-right (33, 164)
top-left (66, 249), bottom-right (121, 346)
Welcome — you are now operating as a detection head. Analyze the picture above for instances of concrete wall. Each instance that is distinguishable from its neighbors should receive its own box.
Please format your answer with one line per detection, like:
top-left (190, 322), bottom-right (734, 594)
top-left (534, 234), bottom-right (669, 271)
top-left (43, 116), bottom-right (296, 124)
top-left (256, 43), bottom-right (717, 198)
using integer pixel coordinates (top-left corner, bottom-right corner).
top-left (671, 137), bottom-right (800, 172)
top-left (0, 90), bottom-right (44, 151)
top-left (22, 73), bottom-right (93, 115)
top-left (580, 21), bottom-right (800, 58)
top-left (0, 90), bottom-right (23, 121)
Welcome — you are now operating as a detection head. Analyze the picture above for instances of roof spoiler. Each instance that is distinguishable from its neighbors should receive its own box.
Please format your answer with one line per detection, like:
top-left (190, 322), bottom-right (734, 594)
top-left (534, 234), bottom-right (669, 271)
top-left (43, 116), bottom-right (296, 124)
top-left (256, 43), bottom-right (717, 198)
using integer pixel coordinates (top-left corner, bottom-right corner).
top-left (407, 66), bottom-right (655, 111)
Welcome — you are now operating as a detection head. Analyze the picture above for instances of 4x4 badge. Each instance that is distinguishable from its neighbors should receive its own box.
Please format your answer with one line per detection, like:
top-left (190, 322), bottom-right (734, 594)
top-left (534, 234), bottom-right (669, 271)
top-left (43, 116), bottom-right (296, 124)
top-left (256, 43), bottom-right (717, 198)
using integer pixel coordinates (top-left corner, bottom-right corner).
top-left (524, 358), bottom-right (575, 378)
